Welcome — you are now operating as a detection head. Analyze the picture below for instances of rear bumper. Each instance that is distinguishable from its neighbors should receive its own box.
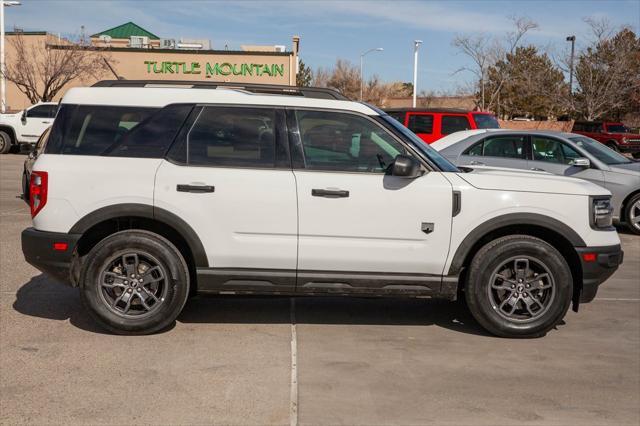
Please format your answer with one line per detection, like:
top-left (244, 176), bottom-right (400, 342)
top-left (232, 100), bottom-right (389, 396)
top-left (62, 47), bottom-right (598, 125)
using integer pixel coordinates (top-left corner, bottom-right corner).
top-left (576, 244), bottom-right (623, 303)
top-left (21, 227), bottom-right (80, 285)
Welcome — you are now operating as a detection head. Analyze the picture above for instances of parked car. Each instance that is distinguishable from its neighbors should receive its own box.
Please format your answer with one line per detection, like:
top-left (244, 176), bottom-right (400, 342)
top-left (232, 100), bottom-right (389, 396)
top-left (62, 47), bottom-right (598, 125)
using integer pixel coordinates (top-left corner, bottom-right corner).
top-left (0, 102), bottom-right (57, 154)
top-left (432, 129), bottom-right (640, 234)
top-left (22, 126), bottom-right (51, 203)
top-left (572, 121), bottom-right (640, 157)
top-left (22, 81), bottom-right (622, 337)
top-left (384, 108), bottom-right (499, 144)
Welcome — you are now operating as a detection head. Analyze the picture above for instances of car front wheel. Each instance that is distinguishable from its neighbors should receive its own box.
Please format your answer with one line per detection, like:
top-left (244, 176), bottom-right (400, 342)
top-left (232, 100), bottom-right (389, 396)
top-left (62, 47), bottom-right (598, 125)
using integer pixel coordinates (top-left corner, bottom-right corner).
top-left (80, 230), bottom-right (190, 335)
top-left (465, 235), bottom-right (572, 338)
top-left (624, 193), bottom-right (640, 235)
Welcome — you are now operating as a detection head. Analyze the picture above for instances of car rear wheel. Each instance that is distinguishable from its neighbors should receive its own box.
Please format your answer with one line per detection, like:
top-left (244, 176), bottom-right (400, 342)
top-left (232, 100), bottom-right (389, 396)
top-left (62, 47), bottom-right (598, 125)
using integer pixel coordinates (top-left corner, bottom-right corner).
top-left (80, 230), bottom-right (190, 335)
top-left (624, 193), bottom-right (640, 235)
top-left (465, 235), bottom-right (572, 338)
top-left (0, 131), bottom-right (12, 154)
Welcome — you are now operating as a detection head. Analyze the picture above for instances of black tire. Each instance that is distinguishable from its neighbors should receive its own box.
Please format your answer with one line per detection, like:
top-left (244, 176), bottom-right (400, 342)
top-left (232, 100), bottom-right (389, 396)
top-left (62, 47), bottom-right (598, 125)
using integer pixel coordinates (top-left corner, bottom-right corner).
top-left (624, 193), bottom-right (640, 235)
top-left (606, 141), bottom-right (619, 152)
top-left (0, 130), bottom-right (12, 154)
top-left (465, 235), bottom-right (572, 338)
top-left (80, 230), bottom-right (190, 335)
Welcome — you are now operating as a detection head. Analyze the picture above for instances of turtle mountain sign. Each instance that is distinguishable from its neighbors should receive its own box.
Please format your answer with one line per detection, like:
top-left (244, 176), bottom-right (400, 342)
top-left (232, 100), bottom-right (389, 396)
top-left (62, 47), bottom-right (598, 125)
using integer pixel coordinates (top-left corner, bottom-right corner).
top-left (144, 61), bottom-right (285, 78)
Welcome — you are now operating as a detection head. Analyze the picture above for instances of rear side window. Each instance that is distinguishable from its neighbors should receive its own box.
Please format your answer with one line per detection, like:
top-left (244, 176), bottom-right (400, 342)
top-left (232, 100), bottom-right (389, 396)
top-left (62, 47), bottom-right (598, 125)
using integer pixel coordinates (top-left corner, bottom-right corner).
top-left (46, 105), bottom-right (157, 155)
top-left (186, 106), bottom-right (277, 168)
top-left (441, 115), bottom-right (471, 135)
top-left (407, 114), bottom-right (434, 134)
top-left (106, 104), bottom-right (193, 158)
top-left (473, 114), bottom-right (499, 129)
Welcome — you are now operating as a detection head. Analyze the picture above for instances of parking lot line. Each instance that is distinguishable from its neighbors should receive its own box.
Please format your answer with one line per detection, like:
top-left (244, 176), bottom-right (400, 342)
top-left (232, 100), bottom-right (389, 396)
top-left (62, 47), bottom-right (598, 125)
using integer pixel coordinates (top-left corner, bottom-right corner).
top-left (290, 297), bottom-right (298, 426)
top-left (595, 298), bottom-right (640, 301)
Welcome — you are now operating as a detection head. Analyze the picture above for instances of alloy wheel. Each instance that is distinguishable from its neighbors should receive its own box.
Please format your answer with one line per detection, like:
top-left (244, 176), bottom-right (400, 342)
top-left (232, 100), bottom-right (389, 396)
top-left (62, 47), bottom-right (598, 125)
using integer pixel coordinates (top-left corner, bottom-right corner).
top-left (488, 256), bottom-right (555, 322)
top-left (99, 252), bottom-right (168, 318)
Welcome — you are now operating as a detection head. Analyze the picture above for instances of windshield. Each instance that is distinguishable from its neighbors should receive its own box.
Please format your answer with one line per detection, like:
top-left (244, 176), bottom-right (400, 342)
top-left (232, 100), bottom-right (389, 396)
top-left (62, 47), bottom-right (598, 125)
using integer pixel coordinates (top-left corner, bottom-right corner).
top-left (473, 114), bottom-right (500, 129)
top-left (569, 136), bottom-right (632, 165)
top-left (379, 114), bottom-right (460, 172)
top-left (605, 124), bottom-right (631, 133)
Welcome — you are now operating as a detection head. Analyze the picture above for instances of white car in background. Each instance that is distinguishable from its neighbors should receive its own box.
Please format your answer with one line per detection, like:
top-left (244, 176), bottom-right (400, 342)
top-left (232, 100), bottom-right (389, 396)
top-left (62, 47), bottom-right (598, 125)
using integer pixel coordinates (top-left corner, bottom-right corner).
top-left (0, 102), bottom-right (58, 154)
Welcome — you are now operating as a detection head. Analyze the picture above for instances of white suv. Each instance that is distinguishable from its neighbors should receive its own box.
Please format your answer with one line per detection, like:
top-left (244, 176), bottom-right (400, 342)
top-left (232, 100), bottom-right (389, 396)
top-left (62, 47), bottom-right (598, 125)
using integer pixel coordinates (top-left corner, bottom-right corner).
top-left (21, 81), bottom-right (623, 337)
top-left (0, 102), bottom-right (58, 153)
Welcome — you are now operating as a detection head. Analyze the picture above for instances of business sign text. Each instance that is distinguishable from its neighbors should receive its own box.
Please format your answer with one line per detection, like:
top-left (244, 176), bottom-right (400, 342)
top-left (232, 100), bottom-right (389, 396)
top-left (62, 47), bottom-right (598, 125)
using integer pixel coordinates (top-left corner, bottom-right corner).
top-left (144, 61), bottom-right (285, 78)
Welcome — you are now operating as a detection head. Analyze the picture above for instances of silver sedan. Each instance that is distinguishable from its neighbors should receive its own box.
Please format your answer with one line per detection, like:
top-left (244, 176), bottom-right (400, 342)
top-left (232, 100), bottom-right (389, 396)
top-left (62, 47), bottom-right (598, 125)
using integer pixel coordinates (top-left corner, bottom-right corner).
top-left (432, 129), bottom-right (640, 234)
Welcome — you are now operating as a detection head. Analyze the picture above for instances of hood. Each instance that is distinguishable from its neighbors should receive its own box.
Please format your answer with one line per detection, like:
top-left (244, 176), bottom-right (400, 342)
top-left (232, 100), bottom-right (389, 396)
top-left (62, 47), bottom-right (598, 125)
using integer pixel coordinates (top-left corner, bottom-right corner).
top-left (457, 166), bottom-right (610, 196)
top-left (608, 161), bottom-right (640, 176)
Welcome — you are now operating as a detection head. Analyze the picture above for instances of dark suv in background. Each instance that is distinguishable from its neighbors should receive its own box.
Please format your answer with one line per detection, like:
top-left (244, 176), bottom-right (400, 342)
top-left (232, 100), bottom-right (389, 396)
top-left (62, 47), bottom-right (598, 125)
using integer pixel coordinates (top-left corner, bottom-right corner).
top-left (385, 108), bottom-right (500, 144)
top-left (572, 121), bottom-right (640, 157)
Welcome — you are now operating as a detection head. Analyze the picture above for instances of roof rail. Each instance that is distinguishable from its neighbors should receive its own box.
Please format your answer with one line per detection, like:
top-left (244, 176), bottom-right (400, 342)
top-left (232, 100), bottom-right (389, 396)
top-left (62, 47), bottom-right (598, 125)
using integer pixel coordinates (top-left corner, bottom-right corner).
top-left (91, 80), bottom-right (349, 101)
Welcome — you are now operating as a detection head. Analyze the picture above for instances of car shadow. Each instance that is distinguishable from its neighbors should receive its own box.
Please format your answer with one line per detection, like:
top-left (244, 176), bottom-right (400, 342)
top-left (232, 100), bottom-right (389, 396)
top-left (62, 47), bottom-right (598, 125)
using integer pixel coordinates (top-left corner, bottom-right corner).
top-left (13, 274), bottom-right (490, 337)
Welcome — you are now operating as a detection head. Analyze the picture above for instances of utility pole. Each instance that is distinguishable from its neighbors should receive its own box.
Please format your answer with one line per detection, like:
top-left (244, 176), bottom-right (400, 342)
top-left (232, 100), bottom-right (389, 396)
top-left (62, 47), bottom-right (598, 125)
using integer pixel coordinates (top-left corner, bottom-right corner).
top-left (566, 35), bottom-right (576, 96)
top-left (1, 1), bottom-right (22, 113)
top-left (359, 47), bottom-right (383, 101)
top-left (412, 40), bottom-right (422, 108)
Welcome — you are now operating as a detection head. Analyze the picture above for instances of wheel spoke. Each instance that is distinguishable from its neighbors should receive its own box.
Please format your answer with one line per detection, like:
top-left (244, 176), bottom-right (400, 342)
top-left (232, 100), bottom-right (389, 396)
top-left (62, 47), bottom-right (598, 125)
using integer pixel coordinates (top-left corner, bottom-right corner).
top-left (140, 286), bottom-right (160, 302)
top-left (142, 266), bottom-right (165, 284)
top-left (136, 291), bottom-right (153, 311)
top-left (122, 253), bottom-right (140, 279)
top-left (514, 258), bottom-right (530, 282)
top-left (102, 271), bottom-right (127, 289)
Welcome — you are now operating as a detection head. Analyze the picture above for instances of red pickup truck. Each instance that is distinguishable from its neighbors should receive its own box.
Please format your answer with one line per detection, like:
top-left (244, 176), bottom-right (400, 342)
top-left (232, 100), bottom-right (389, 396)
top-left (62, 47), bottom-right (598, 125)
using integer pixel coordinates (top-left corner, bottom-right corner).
top-left (572, 121), bottom-right (640, 157)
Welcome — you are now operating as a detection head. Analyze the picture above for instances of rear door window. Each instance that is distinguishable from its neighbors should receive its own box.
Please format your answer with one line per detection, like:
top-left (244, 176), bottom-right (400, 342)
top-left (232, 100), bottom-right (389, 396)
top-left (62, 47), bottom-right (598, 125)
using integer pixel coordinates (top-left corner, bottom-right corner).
top-left (407, 113), bottom-right (434, 134)
top-left (185, 106), bottom-right (278, 168)
top-left (386, 111), bottom-right (406, 124)
top-left (465, 135), bottom-right (527, 159)
top-left (46, 105), bottom-right (157, 155)
top-left (441, 115), bottom-right (471, 135)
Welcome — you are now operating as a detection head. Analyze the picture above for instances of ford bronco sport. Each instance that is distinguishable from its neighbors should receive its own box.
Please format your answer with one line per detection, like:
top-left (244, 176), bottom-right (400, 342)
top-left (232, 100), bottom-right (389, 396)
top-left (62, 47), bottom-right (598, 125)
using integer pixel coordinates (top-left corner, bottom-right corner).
top-left (21, 81), bottom-right (623, 337)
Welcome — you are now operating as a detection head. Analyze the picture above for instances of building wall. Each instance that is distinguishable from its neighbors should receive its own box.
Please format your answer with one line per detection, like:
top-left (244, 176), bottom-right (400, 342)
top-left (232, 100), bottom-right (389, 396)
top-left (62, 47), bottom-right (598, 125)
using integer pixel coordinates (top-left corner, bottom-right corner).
top-left (3, 33), bottom-right (297, 112)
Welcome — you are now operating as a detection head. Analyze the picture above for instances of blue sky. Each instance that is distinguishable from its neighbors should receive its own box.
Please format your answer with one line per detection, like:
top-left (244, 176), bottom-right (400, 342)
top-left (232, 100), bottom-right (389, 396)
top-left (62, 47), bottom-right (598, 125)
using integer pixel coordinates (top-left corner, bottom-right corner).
top-left (5, 0), bottom-right (640, 92)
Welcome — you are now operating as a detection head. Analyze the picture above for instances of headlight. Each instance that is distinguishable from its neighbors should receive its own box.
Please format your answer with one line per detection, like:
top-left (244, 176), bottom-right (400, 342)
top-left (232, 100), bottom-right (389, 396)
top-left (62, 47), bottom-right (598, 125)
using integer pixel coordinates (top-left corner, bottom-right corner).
top-left (591, 197), bottom-right (613, 229)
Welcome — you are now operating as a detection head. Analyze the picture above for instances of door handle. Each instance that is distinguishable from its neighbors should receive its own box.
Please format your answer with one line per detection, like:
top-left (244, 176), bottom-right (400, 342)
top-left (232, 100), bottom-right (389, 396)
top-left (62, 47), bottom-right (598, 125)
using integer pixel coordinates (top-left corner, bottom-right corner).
top-left (469, 161), bottom-right (484, 165)
top-left (177, 184), bottom-right (215, 193)
top-left (530, 167), bottom-right (545, 172)
top-left (311, 188), bottom-right (349, 198)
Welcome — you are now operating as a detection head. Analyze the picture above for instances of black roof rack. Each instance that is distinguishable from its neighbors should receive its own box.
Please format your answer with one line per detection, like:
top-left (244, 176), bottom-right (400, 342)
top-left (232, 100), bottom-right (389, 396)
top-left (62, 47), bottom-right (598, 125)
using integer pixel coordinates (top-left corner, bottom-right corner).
top-left (384, 107), bottom-right (475, 113)
top-left (91, 80), bottom-right (349, 101)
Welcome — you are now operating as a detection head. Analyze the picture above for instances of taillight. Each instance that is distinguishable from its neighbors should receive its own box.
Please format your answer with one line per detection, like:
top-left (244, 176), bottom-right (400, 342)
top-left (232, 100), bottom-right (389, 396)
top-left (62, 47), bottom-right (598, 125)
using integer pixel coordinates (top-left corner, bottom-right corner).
top-left (29, 171), bottom-right (48, 218)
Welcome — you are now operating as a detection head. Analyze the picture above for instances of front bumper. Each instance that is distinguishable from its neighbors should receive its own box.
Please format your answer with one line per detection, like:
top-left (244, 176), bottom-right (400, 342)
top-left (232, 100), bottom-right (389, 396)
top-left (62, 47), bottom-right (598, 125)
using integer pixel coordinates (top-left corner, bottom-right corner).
top-left (618, 143), bottom-right (640, 153)
top-left (575, 244), bottom-right (624, 303)
top-left (22, 227), bottom-right (80, 285)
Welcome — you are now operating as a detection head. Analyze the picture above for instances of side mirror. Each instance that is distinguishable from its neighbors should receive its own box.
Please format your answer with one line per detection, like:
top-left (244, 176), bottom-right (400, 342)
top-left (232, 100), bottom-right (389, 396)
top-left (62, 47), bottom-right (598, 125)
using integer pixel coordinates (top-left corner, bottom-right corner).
top-left (21, 110), bottom-right (27, 125)
top-left (391, 154), bottom-right (422, 178)
top-left (570, 157), bottom-right (590, 168)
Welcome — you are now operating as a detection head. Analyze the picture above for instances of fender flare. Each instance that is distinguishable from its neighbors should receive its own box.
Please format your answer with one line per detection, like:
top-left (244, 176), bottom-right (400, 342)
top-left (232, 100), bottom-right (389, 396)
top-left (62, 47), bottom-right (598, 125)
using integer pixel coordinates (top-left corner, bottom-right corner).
top-left (447, 213), bottom-right (585, 275)
top-left (69, 203), bottom-right (208, 267)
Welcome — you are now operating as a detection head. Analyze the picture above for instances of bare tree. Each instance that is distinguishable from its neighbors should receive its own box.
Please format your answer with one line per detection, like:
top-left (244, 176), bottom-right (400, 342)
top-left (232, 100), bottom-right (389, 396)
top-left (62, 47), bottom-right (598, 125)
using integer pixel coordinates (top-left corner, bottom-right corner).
top-left (452, 16), bottom-right (538, 112)
top-left (2, 31), bottom-right (112, 104)
top-left (572, 21), bottom-right (640, 120)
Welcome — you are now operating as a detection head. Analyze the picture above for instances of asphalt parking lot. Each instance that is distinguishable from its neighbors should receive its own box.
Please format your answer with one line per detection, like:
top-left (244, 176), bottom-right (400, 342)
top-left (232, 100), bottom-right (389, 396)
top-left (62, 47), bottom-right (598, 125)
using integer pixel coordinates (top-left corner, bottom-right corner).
top-left (0, 153), bottom-right (638, 425)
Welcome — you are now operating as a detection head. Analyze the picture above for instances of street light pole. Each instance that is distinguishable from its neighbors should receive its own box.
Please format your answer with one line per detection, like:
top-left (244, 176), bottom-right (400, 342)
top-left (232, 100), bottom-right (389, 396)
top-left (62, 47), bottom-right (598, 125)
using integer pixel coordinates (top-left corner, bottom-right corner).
top-left (359, 47), bottom-right (383, 101)
top-left (1, 1), bottom-right (21, 113)
top-left (412, 40), bottom-right (422, 108)
top-left (566, 35), bottom-right (576, 97)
